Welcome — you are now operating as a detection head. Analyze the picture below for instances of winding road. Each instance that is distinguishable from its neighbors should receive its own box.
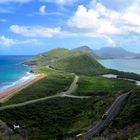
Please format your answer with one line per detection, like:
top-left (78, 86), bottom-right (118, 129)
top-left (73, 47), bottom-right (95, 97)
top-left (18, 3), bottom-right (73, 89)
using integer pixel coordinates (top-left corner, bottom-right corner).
top-left (0, 65), bottom-right (133, 140)
top-left (83, 92), bottom-right (129, 139)
top-left (0, 74), bottom-right (87, 111)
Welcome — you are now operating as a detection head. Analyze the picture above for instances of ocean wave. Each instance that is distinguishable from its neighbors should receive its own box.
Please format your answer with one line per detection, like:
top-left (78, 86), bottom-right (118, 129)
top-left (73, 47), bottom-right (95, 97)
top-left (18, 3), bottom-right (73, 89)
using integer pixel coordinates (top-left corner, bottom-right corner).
top-left (0, 72), bottom-right (38, 93)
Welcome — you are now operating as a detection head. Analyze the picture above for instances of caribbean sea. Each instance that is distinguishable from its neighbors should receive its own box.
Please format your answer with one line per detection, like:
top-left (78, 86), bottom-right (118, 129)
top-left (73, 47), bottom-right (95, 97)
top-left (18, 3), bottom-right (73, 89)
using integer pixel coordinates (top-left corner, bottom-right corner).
top-left (0, 55), bottom-right (34, 92)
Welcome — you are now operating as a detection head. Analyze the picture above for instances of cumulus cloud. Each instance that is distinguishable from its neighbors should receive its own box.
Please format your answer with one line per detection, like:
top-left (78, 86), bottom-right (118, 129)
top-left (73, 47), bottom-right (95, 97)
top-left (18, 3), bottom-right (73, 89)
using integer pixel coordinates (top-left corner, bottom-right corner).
top-left (0, 35), bottom-right (39, 47)
top-left (39, 5), bottom-right (46, 15)
top-left (0, 36), bottom-right (15, 46)
top-left (68, 0), bottom-right (140, 36)
top-left (10, 25), bottom-right (62, 37)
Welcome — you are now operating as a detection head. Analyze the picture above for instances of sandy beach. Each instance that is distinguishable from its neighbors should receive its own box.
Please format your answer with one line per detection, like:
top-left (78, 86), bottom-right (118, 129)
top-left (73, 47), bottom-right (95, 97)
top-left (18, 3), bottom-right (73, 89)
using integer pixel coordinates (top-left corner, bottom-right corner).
top-left (0, 73), bottom-right (46, 103)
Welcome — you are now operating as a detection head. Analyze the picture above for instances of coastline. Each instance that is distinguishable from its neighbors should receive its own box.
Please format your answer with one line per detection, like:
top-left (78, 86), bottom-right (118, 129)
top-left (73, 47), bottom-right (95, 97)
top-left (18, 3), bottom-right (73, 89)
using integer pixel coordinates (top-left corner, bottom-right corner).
top-left (0, 73), bottom-right (46, 103)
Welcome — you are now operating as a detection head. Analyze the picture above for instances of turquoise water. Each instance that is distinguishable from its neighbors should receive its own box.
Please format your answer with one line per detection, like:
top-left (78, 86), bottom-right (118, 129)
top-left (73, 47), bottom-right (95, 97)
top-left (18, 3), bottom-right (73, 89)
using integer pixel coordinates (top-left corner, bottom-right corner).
top-left (0, 55), bottom-right (33, 92)
top-left (99, 59), bottom-right (140, 74)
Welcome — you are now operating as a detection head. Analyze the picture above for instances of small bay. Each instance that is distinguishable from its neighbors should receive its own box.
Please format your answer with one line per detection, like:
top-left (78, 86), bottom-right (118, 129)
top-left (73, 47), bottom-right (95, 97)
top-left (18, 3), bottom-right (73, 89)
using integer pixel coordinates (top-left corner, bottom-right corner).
top-left (99, 59), bottom-right (140, 74)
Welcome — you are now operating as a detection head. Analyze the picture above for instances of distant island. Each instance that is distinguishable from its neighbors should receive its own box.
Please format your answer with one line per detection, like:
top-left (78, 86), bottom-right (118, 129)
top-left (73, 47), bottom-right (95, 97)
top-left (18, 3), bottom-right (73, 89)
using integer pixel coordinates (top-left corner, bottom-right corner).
top-left (72, 46), bottom-right (140, 59)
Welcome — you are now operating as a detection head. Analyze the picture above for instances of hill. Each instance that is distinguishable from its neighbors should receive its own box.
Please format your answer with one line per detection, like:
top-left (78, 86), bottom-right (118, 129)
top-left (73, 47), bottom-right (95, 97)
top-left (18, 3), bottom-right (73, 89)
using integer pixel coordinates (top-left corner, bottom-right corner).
top-left (24, 48), bottom-right (70, 66)
top-left (25, 48), bottom-right (107, 75)
top-left (72, 46), bottom-right (93, 54)
top-left (72, 46), bottom-right (101, 59)
top-left (51, 52), bottom-right (107, 75)
top-left (73, 46), bottom-right (140, 59)
top-left (96, 47), bottom-right (139, 59)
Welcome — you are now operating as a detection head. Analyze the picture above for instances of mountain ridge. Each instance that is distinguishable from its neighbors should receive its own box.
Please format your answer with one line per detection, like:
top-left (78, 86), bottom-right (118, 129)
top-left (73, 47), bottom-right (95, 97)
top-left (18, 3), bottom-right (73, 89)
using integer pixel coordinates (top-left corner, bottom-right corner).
top-left (72, 46), bottom-right (140, 59)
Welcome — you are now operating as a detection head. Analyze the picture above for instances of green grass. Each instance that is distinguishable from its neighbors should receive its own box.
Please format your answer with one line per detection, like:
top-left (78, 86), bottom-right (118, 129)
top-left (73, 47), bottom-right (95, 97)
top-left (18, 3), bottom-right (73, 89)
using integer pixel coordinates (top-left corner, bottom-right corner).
top-left (72, 76), bottom-right (137, 96)
top-left (25, 48), bottom-right (108, 75)
top-left (4, 71), bottom-right (74, 105)
top-left (52, 52), bottom-right (107, 75)
top-left (24, 48), bottom-right (71, 66)
top-left (0, 96), bottom-right (118, 140)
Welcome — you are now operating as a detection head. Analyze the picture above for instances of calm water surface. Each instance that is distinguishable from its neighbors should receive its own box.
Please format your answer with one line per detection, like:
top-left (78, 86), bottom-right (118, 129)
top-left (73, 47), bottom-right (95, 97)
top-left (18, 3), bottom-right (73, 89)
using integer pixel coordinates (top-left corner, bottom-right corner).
top-left (99, 59), bottom-right (140, 74)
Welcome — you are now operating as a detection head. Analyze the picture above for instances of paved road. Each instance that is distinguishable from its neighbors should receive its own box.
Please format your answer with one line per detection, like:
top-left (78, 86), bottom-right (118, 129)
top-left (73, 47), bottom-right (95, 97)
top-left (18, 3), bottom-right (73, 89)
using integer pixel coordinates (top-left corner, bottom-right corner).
top-left (83, 92), bottom-right (129, 139)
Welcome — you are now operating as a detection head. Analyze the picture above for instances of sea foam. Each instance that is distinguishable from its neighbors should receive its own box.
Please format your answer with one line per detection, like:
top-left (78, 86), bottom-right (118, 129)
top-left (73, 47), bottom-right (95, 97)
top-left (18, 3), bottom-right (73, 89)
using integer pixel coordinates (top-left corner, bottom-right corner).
top-left (0, 72), bottom-right (38, 93)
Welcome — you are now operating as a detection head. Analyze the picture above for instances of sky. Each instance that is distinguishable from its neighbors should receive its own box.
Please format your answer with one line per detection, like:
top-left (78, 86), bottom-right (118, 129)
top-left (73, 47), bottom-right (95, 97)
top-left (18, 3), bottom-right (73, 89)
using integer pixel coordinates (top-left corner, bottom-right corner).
top-left (0, 0), bottom-right (140, 55)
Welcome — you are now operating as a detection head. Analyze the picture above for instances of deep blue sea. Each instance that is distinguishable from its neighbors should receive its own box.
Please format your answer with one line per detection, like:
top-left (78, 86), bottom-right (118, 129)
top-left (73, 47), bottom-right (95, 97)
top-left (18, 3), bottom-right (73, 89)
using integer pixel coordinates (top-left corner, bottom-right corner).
top-left (0, 55), bottom-right (34, 92)
top-left (99, 59), bottom-right (140, 74)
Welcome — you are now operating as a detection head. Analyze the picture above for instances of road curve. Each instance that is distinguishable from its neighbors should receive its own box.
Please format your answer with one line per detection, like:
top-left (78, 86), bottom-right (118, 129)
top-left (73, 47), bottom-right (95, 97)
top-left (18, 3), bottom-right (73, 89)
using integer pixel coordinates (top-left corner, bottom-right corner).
top-left (83, 92), bottom-right (129, 139)
top-left (0, 74), bottom-right (84, 111)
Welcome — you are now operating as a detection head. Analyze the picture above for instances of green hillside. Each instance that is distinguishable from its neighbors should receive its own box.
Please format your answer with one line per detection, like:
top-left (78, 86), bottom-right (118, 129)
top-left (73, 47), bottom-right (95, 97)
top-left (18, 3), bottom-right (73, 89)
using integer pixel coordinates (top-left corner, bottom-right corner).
top-left (25, 48), bottom-right (107, 75)
top-left (52, 52), bottom-right (107, 75)
top-left (24, 48), bottom-right (70, 66)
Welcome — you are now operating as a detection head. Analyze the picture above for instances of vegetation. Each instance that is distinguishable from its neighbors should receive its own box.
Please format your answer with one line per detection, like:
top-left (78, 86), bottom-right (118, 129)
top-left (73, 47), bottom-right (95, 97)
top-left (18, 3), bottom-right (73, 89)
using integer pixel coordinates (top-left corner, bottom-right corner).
top-left (52, 52), bottom-right (108, 75)
top-left (0, 47), bottom-right (139, 140)
top-left (4, 71), bottom-right (73, 105)
top-left (109, 69), bottom-right (140, 81)
top-left (102, 87), bottom-right (140, 139)
top-left (0, 96), bottom-right (118, 140)
top-left (129, 135), bottom-right (140, 140)
top-left (0, 120), bottom-right (19, 140)
top-left (25, 48), bottom-right (108, 75)
top-left (72, 76), bottom-right (136, 96)
top-left (24, 48), bottom-right (71, 66)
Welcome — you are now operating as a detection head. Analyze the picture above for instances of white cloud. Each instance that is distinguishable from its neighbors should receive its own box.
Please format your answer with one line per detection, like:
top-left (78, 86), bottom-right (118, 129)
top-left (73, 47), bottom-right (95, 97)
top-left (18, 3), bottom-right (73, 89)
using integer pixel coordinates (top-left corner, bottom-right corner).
top-left (0, 36), bottom-right (15, 46)
top-left (0, 0), bottom-right (32, 3)
top-left (10, 25), bottom-right (62, 37)
top-left (41, 0), bottom-right (76, 5)
top-left (68, 0), bottom-right (140, 36)
top-left (0, 35), bottom-right (39, 47)
top-left (39, 5), bottom-right (64, 16)
top-left (39, 5), bottom-right (46, 15)
top-left (103, 36), bottom-right (116, 47)
top-left (68, 4), bottom-right (121, 35)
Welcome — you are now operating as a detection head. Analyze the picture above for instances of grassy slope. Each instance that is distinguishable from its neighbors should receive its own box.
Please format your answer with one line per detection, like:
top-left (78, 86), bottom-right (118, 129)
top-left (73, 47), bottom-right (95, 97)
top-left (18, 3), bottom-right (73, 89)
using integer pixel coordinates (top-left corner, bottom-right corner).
top-left (25, 48), bottom-right (107, 75)
top-left (4, 69), bottom-right (74, 105)
top-left (52, 52), bottom-right (107, 75)
top-left (24, 48), bottom-right (70, 66)
top-left (72, 76), bottom-right (137, 96)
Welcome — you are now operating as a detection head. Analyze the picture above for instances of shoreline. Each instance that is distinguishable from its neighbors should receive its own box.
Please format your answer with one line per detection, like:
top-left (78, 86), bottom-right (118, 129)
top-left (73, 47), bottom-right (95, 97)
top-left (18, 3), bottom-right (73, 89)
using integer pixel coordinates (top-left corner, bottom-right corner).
top-left (0, 73), bottom-right (46, 103)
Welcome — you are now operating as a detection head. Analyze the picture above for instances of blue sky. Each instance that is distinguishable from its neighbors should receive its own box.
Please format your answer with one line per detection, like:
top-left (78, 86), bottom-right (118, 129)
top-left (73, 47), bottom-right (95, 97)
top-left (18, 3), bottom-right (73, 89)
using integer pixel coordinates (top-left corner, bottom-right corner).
top-left (0, 0), bottom-right (140, 55)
